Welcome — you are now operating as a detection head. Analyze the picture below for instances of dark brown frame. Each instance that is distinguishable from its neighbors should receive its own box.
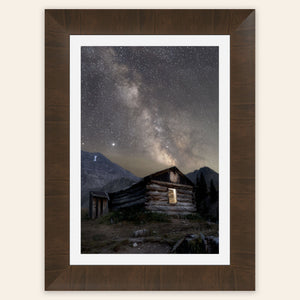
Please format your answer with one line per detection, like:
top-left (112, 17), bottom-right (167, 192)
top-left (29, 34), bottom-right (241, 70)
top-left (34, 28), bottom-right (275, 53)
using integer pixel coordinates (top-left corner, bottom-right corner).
top-left (45, 9), bottom-right (255, 290)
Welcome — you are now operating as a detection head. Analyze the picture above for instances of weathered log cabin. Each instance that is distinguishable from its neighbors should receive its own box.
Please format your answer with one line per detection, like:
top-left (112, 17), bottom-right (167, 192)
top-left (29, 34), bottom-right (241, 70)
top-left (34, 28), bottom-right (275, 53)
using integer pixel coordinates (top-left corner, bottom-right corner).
top-left (89, 166), bottom-right (196, 218)
top-left (143, 167), bottom-right (196, 215)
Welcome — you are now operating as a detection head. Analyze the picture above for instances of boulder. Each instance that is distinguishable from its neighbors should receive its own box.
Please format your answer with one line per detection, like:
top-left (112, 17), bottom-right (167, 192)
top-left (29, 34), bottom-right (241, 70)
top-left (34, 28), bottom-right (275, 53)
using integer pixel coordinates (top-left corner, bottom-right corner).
top-left (171, 234), bottom-right (219, 254)
top-left (171, 234), bottom-right (206, 253)
top-left (206, 236), bottom-right (219, 254)
top-left (133, 229), bottom-right (150, 237)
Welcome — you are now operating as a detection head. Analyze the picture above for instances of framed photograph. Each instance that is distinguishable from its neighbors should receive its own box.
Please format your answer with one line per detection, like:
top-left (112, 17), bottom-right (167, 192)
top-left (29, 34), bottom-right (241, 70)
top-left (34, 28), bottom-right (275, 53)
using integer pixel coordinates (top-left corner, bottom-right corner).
top-left (45, 9), bottom-right (255, 290)
top-left (70, 35), bottom-right (229, 265)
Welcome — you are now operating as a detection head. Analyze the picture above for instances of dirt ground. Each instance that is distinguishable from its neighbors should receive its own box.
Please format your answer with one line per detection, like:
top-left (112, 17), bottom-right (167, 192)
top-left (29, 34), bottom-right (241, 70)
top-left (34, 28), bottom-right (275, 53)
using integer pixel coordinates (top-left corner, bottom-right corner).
top-left (81, 215), bottom-right (218, 254)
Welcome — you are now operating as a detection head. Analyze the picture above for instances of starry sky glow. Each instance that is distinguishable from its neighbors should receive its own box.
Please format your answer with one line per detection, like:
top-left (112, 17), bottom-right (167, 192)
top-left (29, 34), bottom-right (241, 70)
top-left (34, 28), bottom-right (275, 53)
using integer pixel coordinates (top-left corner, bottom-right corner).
top-left (81, 46), bottom-right (219, 177)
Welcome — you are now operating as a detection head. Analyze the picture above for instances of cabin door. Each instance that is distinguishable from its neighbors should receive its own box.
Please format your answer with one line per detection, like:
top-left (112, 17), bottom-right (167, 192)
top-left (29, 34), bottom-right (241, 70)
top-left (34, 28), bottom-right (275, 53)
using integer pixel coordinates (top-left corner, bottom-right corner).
top-left (103, 199), bottom-right (108, 214)
top-left (100, 199), bottom-right (103, 215)
top-left (93, 198), bottom-right (98, 219)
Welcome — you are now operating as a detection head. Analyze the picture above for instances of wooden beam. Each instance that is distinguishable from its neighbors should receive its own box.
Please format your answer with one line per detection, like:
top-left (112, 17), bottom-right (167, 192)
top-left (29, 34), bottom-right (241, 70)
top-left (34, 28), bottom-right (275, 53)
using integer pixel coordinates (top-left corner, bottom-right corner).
top-left (146, 197), bottom-right (193, 204)
top-left (150, 180), bottom-right (193, 190)
top-left (146, 195), bottom-right (192, 202)
top-left (146, 205), bottom-right (196, 213)
top-left (112, 198), bottom-right (146, 209)
top-left (112, 192), bottom-right (145, 204)
top-left (146, 196), bottom-right (168, 202)
top-left (110, 186), bottom-right (146, 198)
top-left (146, 185), bottom-right (168, 192)
top-left (176, 189), bottom-right (193, 196)
top-left (145, 201), bottom-right (196, 208)
top-left (146, 191), bottom-right (168, 197)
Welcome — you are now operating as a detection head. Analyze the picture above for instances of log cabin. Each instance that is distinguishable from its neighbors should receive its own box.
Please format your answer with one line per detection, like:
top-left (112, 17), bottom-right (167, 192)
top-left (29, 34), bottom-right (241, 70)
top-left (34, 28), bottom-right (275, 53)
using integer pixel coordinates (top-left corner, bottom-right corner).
top-left (89, 166), bottom-right (196, 218)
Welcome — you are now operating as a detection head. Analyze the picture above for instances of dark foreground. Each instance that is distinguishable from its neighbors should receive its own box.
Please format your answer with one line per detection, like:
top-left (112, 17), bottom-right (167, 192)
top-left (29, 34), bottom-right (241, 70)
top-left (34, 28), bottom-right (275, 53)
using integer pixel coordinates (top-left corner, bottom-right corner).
top-left (81, 209), bottom-right (219, 254)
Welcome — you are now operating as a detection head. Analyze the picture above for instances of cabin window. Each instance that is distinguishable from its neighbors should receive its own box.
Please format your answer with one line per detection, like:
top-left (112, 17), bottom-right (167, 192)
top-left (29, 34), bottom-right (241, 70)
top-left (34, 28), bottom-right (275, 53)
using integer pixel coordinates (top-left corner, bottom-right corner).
top-left (168, 188), bottom-right (177, 204)
top-left (170, 171), bottom-right (179, 183)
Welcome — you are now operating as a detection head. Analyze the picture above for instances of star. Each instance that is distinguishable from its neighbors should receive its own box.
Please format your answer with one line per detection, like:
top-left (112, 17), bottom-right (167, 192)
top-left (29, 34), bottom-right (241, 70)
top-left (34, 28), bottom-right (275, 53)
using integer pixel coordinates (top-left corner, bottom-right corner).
top-left (81, 46), bottom-right (219, 175)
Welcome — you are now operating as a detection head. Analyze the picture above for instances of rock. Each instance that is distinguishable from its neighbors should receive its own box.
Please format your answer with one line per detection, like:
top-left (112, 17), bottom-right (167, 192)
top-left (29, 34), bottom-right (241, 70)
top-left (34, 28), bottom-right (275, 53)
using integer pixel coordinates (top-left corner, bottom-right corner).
top-left (171, 237), bottom-right (185, 253)
top-left (171, 234), bottom-right (218, 254)
top-left (206, 236), bottom-right (219, 254)
top-left (181, 235), bottom-right (206, 254)
top-left (133, 242), bottom-right (138, 247)
top-left (199, 232), bottom-right (208, 252)
top-left (129, 238), bottom-right (144, 243)
top-left (133, 229), bottom-right (150, 237)
top-left (199, 232), bottom-right (205, 240)
top-left (189, 234), bottom-right (198, 238)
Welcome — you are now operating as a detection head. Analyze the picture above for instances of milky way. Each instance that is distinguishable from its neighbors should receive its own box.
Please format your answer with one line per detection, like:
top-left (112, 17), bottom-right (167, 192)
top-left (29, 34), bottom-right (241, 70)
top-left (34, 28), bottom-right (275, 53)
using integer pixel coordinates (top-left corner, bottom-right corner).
top-left (81, 46), bottom-right (219, 177)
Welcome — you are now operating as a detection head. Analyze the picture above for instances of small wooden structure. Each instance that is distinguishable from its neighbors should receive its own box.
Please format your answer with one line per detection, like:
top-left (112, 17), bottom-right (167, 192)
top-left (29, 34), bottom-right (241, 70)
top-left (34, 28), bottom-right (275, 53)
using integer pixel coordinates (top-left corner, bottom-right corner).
top-left (89, 166), bottom-right (196, 218)
top-left (89, 191), bottom-right (109, 219)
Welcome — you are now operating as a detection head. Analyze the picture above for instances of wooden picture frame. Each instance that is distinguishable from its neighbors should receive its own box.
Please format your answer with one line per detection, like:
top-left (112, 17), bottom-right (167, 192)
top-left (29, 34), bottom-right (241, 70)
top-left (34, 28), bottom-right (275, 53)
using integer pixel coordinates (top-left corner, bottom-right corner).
top-left (45, 9), bottom-right (255, 290)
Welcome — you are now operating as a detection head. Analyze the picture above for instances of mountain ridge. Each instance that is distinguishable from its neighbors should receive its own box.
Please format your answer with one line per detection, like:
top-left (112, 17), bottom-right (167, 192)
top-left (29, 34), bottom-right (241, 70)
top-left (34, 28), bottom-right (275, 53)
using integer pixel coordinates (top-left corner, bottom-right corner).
top-left (81, 150), bottom-right (140, 208)
top-left (81, 150), bottom-right (219, 208)
top-left (186, 166), bottom-right (219, 190)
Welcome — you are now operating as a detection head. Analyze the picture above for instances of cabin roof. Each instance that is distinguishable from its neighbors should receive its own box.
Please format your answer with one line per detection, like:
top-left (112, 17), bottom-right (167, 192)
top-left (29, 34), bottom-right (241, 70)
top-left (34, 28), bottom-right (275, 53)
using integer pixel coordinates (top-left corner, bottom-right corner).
top-left (144, 166), bottom-right (194, 186)
top-left (90, 167), bottom-right (194, 197)
top-left (90, 191), bottom-right (109, 198)
top-left (107, 179), bottom-right (146, 196)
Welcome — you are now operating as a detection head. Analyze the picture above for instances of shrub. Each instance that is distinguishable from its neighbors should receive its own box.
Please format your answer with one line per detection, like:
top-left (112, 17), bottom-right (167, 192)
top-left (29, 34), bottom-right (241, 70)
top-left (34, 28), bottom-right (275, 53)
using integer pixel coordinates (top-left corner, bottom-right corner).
top-left (92, 234), bottom-right (106, 241)
top-left (176, 213), bottom-right (204, 221)
top-left (97, 206), bottom-right (170, 225)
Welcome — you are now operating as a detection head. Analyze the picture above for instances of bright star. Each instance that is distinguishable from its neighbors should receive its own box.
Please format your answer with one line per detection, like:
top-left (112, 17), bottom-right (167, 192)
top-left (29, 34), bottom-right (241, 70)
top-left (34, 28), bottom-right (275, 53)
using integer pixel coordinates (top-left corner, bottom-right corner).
top-left (112, 142), bottom-right (115, 147)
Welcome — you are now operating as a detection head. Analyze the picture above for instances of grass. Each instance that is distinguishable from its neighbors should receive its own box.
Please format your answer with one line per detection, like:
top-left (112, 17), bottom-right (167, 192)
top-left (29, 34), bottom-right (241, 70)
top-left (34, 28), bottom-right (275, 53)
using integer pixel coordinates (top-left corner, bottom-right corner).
top-left (92, 233), bottom-right (106, 241)
top-left (174, 213), bottom-right (205, 221)
top-left (97, 206), bottom-right (170, 225)
top-left (111, 239), bottom-right (130, 252)
top-left (81, 208), bottom-right (89, 220)
top-left (81, 209), bottom-right (219, 253)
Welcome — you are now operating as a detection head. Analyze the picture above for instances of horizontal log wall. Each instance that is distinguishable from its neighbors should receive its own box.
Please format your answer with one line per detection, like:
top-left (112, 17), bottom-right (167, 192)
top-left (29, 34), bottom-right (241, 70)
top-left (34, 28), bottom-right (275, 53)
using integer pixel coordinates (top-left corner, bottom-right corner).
top-left (109, 182), bottom-right (147, 210)
top-left (146, 200), bottom-right (194, 207)
top-left (151, 180), bottom-right (193, 190)
top-left (145, 196), bottom-right (193, 203)
top-left (145, 180), bottom-right (196, 215)
top-left (146, 205), bottom-right (196, 213)
top-left (111, 197), bottom-right (146, 210)
top-left (108, 179), bottom-right (196, 213)
top-left (110, 183), bottom-right (145, 198)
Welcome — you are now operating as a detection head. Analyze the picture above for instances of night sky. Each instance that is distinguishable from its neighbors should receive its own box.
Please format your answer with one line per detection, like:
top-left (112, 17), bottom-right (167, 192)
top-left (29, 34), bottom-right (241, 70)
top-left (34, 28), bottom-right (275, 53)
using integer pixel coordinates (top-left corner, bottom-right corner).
top-left (81, 46), bottom-right (219, 177)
